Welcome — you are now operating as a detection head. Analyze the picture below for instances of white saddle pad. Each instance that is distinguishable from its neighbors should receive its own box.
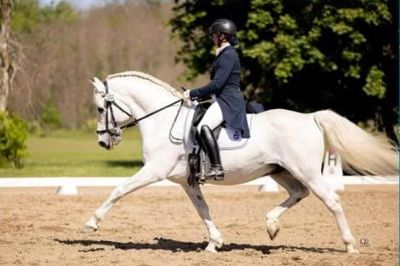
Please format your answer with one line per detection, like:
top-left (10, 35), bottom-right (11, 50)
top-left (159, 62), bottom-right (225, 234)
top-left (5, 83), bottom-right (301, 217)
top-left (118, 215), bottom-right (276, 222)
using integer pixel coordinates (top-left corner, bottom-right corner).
top-left (184, 103), bottom-right (252, 151)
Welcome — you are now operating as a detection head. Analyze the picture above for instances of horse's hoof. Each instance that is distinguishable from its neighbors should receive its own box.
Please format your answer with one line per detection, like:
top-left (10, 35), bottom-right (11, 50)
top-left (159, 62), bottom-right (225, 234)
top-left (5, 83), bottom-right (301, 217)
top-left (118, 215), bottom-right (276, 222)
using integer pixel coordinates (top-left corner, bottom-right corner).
top-left (82, 217), bottom-right (98, 233)
top-left (266, 219), bottom-right (280, 240)
top-left (81, 224), bottom-right (97, 233)
top-left (348, 249), bottom-right (360, 254)
top-left (346, 244), bottom-right (359, 254)
top-left (205, 245), bottom-right (218, 253)
top-left (205, 237), bottom-right (223, 253)
top-left (205, 242), bottom-right (221, 253)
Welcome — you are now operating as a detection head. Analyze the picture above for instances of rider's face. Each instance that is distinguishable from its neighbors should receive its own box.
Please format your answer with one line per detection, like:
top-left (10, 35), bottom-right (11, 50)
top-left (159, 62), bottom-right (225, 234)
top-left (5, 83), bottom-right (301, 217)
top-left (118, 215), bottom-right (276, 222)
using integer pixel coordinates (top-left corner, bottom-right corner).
top-left (211, 33), bottom-right (219, 46)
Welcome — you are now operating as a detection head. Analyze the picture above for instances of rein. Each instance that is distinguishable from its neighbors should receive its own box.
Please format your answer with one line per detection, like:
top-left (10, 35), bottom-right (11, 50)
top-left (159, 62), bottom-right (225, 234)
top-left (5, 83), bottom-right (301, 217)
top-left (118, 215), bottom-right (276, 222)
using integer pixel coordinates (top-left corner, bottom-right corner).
top-left (96, 79), bottom-right (183, 135)
top-left (125, 98), bottom-right (183, 129)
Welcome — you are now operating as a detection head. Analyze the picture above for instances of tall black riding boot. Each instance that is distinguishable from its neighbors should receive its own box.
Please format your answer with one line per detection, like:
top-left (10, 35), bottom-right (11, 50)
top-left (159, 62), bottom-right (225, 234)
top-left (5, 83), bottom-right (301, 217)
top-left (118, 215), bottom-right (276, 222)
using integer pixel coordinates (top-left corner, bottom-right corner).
top-left (199, 125), bottom-right (224, 180)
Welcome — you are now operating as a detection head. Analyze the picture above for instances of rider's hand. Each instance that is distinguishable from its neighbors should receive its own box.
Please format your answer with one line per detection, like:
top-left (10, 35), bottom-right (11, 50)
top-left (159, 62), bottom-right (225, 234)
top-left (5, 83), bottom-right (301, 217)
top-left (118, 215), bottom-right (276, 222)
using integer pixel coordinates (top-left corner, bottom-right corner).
top-left (183, 90), bottom-right (192, 104)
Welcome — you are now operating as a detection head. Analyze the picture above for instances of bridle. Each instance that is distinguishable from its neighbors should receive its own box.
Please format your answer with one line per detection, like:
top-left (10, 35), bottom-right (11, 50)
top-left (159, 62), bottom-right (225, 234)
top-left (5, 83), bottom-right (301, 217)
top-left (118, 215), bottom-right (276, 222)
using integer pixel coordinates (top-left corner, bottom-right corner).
top-left (96, 79), bottom-right (183, 137)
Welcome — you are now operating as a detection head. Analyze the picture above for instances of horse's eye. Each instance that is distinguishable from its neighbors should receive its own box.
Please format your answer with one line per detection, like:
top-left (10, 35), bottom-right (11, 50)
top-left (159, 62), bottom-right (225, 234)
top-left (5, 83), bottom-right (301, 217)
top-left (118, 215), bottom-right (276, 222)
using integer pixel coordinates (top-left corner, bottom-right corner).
top-left (97, 107), bottom-right (104, 113)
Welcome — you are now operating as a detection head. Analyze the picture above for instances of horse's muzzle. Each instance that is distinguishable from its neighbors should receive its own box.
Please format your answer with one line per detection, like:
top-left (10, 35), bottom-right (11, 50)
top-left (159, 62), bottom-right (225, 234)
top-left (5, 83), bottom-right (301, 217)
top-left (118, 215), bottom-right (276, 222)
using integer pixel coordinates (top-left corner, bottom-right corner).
top-left (98, 141), bottom-right (110, 150)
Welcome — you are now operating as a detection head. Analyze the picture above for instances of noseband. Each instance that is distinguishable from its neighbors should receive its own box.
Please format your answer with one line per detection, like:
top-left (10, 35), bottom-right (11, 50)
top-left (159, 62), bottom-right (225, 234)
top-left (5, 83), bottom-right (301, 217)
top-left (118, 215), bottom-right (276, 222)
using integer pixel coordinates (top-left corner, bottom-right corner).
top-left (96, 79), bottom-right (183, 136)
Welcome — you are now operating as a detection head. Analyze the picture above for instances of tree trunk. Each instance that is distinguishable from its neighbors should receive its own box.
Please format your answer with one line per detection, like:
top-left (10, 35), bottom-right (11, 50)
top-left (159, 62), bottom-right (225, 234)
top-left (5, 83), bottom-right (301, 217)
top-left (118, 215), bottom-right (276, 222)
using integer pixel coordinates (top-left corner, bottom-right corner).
top-left (0, 0), bottom-right (14, 112)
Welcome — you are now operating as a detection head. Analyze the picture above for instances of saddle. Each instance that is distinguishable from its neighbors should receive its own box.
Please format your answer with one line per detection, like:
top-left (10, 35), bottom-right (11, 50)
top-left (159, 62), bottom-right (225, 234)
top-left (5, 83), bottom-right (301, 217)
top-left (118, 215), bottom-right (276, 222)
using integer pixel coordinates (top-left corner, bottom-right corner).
top-left (184, 102), bottom-right (251, 151)
top-left (184, 101), bottom-right (253, 185)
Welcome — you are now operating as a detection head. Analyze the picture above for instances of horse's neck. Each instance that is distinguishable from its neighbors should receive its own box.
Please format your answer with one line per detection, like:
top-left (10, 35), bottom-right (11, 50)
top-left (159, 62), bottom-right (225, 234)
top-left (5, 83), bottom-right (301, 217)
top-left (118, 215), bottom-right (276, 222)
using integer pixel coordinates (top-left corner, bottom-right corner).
top-left (110, 77), bottom-right (178, 117)
top-left (110, 77), bottom-right (185, 146)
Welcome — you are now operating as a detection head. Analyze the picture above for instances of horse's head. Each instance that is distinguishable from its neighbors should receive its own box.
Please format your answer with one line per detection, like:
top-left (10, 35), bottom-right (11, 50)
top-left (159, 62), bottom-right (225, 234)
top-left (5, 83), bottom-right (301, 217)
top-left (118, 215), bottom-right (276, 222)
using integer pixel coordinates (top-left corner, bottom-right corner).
top-left (91, 77), bottom-right (132, 150)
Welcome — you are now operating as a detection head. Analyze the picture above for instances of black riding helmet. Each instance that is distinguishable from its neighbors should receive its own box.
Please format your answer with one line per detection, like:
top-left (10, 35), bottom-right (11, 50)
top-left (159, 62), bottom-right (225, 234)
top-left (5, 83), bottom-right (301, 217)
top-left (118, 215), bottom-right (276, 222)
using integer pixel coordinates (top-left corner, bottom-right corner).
top-left (208, 19), bottom-right (237, 35)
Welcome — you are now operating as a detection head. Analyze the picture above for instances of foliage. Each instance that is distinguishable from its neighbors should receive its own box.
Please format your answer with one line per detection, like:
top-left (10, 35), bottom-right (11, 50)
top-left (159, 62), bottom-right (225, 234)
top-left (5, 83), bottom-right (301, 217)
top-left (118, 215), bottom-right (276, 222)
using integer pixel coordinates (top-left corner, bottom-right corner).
top-left (0, 111), bottom-right (28, 168)
top-left (11, 0), bottom-right (78, 33)
top-left (82, 118), bottom-right (97, 133)
top-left (170, 0), bottom-right (397, 139)
top-left (41, 100), bottom-right (62, 129)
top-left (8, 1), bottom-right (196, 129)
top-left (363, 66), bottom-right (386, 99)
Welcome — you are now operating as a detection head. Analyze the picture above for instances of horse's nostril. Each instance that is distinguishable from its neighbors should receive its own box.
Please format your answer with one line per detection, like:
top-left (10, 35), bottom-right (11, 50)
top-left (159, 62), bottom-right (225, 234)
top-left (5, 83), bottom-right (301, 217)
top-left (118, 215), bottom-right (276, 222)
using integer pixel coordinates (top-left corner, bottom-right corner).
top-left (98, 141), bottom-right (107, 148)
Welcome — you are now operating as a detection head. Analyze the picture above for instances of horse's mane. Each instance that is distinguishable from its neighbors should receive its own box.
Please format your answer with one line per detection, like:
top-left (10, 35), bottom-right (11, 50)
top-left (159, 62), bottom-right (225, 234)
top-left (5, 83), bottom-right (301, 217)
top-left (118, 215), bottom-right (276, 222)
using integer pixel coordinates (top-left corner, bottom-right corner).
top-left (106, 71), bottom-right (183, 97)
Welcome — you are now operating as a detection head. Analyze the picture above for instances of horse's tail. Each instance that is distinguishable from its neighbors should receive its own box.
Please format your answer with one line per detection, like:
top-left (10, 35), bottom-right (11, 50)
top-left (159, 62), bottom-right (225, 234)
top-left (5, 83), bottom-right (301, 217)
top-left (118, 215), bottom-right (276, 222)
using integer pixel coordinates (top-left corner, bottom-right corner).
top-left (314, 110), bottom-right (398, 176)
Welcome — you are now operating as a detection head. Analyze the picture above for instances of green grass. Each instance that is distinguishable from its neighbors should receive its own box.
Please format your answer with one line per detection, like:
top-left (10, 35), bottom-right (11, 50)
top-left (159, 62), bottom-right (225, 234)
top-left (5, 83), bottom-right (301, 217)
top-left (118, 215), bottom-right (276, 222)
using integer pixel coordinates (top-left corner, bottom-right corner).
top-left (0, 129), bottom-right (143, 177)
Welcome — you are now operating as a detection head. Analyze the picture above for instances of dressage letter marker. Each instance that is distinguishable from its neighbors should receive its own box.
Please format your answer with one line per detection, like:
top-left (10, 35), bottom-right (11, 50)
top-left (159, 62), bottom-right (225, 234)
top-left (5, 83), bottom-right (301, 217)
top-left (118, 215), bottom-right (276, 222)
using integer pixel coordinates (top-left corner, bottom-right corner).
top-left (56, 184), bottom-right (78, 195)
top-left (322, 148), bottom-right (344, 192)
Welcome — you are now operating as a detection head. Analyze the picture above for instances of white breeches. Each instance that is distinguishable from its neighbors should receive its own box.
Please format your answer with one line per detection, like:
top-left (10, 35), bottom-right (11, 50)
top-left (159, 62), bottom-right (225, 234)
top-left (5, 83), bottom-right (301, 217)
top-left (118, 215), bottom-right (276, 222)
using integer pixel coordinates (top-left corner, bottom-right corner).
top-left (197, 101), bottom-right (224, 134)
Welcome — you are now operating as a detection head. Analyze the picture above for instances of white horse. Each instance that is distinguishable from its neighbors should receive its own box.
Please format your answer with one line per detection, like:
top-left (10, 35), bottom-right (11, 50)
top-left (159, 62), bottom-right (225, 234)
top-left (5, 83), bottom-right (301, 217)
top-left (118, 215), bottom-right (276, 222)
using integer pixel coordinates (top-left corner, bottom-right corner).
top-left (84, 71), bottom-right (398, 253)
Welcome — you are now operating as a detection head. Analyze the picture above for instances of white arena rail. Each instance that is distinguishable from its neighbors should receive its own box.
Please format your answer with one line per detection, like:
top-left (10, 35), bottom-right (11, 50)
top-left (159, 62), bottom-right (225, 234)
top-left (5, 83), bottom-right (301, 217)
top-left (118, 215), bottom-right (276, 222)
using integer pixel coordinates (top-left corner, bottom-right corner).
top-left (0, 151), bottom-right (397, 194)
top-left (0, 175), bottom-right (397, 188)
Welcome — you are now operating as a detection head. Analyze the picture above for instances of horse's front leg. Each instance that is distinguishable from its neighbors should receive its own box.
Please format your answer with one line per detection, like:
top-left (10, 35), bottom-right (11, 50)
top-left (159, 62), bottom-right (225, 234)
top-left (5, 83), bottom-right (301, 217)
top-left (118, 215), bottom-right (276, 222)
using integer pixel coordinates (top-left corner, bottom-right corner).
top-left (182, 184), bottom-right (223, 253)
top-left (83, 164), bottom-right (165, 232)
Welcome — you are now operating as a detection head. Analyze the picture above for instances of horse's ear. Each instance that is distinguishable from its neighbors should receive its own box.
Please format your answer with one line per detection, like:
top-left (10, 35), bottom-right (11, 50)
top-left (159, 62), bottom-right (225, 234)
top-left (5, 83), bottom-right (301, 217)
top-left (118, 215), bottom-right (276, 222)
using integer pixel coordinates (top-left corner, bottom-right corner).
top-left (91, 77), bottom-right (106, 95)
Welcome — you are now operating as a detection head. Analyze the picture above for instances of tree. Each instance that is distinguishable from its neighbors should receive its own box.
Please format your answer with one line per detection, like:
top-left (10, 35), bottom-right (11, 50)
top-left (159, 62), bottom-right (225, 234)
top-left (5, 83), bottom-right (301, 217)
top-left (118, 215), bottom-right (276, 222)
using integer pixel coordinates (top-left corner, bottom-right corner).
top-left (8, 1), bottom-right (189, 129)
top-left (170, 0), bottom-right (398, 141)
top-left (0, 0), bottom-right (19, 111)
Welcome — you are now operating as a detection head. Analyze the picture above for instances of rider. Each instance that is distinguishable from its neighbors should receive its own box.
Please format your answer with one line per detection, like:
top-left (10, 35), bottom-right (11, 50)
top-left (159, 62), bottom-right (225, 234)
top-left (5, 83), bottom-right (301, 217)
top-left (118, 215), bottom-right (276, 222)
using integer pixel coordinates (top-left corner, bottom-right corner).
top-left (183, 18), bottom-right (250, 180)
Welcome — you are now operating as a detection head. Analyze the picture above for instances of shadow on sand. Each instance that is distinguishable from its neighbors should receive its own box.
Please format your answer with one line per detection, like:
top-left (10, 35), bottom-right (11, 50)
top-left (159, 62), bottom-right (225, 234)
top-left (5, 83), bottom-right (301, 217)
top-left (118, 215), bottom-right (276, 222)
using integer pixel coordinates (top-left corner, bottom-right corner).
top-left (55, 237), bottom-right (344, 254)
top-left (105, 160), bottom-right (143, 168)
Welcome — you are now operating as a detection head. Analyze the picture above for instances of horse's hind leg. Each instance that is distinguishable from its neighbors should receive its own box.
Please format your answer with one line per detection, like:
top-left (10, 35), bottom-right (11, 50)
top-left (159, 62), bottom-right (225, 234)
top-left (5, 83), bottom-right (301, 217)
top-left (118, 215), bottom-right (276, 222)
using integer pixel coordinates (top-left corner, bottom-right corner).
top-left (83, 165), bottom-right (163, 232)
top-left (266, 171), bottom-right (310, 240)
top-left (303, 175), bottom-right (358, 253)
top-left (182, 184), bottom-right (223, 253)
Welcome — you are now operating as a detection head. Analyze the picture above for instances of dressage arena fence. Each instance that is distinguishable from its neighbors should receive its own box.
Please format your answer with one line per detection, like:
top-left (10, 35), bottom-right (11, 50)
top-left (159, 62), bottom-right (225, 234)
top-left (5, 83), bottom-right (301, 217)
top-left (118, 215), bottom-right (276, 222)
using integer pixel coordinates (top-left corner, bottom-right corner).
top-left (0, 151), bottom-right (397, 195)
top-left (0, 175), bottom-right (397, 195)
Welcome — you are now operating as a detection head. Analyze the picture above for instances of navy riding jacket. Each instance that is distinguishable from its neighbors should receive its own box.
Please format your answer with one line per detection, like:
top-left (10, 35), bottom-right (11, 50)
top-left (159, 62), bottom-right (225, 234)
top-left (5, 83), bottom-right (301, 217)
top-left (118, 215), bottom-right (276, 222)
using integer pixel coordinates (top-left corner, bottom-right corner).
top-left (190, 46), bottom-right (250, 138)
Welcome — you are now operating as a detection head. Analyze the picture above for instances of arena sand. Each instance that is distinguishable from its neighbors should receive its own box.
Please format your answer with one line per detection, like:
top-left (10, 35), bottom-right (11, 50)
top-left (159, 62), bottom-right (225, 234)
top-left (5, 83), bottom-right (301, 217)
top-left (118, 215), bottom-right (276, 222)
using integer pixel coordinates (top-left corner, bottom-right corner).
top-left (0, 185), bottom-right (397, 265)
